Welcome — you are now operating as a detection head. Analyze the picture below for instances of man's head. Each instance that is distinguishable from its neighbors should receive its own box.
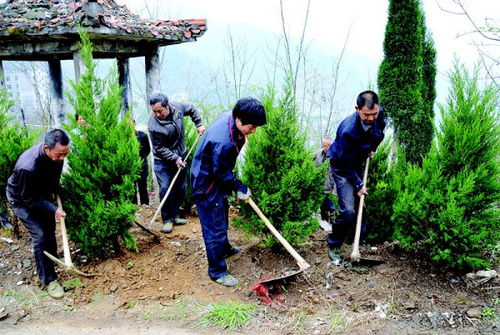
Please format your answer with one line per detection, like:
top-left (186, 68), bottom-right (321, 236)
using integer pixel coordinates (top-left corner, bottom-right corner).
top-left (232, 97), bottom-right (266, 135)
top-left (75, 113), bottom-right (87, 127)
top-left (355, 90), bottom-right (380, 125)
top-left (149, 92), bottom-right (170, 120)
top-left (322, 136), bottom-right (333, 153)
top-left (43, 129), bottom-right (70, 162)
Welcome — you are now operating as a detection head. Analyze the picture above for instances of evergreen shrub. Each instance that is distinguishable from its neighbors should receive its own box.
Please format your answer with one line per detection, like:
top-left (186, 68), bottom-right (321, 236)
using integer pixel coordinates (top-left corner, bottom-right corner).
top-left (0, 86), bottom-right (38, 212)
top-left (392, 63), bottom-right (499, 270)
top-left (239, 83), bottom-right (325, 247)
top-left (365, 139), bottom-right (401, 243)
top-left (61, 29), bottom-right (141, 257)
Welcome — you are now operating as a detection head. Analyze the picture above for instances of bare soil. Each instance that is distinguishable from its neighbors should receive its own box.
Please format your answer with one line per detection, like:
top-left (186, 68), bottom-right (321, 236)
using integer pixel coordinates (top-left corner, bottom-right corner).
top-left (1, 205), bottom-right (498, 334)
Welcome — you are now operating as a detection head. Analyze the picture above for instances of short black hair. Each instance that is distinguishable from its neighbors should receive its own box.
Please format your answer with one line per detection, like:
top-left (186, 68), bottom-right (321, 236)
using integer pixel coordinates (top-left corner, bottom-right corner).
top-left (149, 92), bottom-right (169, 107)
top-left (75, 113), bottom-right (80, 121)
top-left (356, 91), bottom-right (379, 109)
top-left (44, 129), bottom-right (70, 149)
top-left (232, 97), bottom-right (266, 126)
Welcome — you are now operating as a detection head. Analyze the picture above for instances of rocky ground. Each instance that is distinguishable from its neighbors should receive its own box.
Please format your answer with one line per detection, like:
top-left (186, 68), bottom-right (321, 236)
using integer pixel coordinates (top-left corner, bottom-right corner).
top-left (1, 205), bottom-right (498, 334)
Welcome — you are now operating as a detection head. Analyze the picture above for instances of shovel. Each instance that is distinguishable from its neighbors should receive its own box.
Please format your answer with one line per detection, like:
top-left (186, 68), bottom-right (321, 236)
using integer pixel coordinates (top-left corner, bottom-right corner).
top-left (150, 135), bottom-right (201, 226)
top-left (350, 157), bottom-right (384, 266)
top-left (44, 195), bottom-right (97, 277)
top-left (247, 197), bottom-right (310, 284)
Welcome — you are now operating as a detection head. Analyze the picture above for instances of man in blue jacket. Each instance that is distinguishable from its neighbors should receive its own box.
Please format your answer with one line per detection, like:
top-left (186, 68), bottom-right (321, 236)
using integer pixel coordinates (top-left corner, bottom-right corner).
top-left (6, 129), bottom-right (70, 298)
top-left (327, 91), bottom-right (386, 265)
top-left (148, 92), bottom-right (205, 233)
top-left (191, 97), bottom-right (266, 287)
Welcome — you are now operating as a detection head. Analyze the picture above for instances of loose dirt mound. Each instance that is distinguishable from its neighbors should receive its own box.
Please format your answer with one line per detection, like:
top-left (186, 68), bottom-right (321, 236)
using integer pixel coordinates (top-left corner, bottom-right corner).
top-left (1, 205), bottom-right (499, 334)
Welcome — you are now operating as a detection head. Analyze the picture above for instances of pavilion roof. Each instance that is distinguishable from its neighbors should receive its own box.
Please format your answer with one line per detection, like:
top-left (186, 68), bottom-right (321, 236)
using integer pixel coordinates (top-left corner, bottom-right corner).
top-left (0, 0), bottom-right (207, 59)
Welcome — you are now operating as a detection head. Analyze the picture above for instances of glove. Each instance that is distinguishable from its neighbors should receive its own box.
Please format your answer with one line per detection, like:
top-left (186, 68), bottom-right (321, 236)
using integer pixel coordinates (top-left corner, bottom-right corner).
top-left (237, 187), bottom-right (251, 200)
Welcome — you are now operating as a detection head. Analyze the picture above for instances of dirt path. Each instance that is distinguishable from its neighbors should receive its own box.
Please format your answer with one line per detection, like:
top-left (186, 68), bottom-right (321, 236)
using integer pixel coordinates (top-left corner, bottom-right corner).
top-left (1, 205), bottom-right (498, 334)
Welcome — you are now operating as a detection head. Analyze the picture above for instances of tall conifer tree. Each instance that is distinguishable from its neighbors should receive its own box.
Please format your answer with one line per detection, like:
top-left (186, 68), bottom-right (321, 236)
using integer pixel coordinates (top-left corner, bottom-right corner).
top-left (378, 0), bottom-right (436, 164)
top-left (62, 29), bottom-right (141, 257)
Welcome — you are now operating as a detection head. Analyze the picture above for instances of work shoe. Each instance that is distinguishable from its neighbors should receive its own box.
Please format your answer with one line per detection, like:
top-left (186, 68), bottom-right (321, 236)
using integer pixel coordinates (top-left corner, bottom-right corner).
top-left (215, 274), bottom-right (239, 287)
top-left (47, 280), bottom-right (64, 299)
top-left (328, 247), bottom-right (342, 266)
top-left (222, 246), bottom-right (241, 259)
top-left (174, 217), bottom-right (187, 225)
top-left (162, 220), bottom-right (173, 233)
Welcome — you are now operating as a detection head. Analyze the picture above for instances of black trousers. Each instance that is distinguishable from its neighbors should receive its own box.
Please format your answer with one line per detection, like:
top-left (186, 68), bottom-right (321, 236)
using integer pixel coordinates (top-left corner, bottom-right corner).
top-left (136, 162), bottom-right (149, 205)
top-left (13, 206), bottom-right (57, 286)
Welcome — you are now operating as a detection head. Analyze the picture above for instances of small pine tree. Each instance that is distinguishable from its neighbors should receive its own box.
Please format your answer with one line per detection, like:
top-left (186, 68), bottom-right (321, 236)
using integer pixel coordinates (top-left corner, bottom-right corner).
top-left (0, 86), bottom-right (38, 213)
top-left (239, 81), bottom-right (325, 247)
top-left (392, 63), bottom-right (499, 270)
top-left (61, 29), bottom-right (141, 257)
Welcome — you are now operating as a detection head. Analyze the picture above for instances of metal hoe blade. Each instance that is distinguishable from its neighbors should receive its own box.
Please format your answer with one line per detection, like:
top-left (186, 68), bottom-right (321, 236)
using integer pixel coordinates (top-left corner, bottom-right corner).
top-left (248, 197), bottom-right (310, 283)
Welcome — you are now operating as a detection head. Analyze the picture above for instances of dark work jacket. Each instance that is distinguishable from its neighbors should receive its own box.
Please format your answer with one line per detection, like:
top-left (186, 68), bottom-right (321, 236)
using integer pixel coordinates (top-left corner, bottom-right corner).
top-left (6, 143), bottom-right (63, 214)
top-left (328, 107), bottom-right (386, 190)
top-left (191, 111), bottom-right (247, 201)
top-left (148, 101), bottom-right (202, 165)
top-left (135, 130), bottom-right (151, 167)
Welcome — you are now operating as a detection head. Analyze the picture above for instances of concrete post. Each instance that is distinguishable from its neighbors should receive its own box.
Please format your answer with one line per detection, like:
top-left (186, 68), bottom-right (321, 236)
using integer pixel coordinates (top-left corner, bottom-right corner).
top-left (145, 46), bottom-right (161, 102)
top-left (117, 57), bottom-right (131, 114)
top-left (145, 47), bottom-right (161, 204)
top-left (73, 51), bottom-right (84, 81)
top-left (48, 59), bottom-right (65, 126)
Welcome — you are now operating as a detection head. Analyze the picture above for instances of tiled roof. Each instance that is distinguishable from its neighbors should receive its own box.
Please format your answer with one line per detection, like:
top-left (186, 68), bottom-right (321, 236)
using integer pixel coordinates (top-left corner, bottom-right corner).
top-left (0, 0), bottom-right (207, 43)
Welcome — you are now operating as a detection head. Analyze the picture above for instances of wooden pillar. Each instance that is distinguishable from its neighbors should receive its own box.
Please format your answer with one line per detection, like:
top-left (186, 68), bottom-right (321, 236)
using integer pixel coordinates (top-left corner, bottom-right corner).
top-left (73, 51), bottom-right (84, 81)
top-left (117, 57), bottom-right (131, 114)
top-left (48, 59), bottom-right (65, 126)
top-left (145, 46), bottom-right (161, 102)
top-left (0, 60), bottom-right (4, 87)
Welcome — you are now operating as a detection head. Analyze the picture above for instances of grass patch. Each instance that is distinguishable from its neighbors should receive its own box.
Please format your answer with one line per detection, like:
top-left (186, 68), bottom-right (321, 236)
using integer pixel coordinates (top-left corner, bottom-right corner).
top-left (0, 227), bottom-right (12, 238)
top-left (62, 278), bottom-right (83, 290)
top-left (126, 301), bottom-right (138, 309)
top-left (161, 299), bottom-right (197, 320)
top-left (196, 301), bottom-right (256, 331)
top-left (2, 290), bottom-right (22, 299)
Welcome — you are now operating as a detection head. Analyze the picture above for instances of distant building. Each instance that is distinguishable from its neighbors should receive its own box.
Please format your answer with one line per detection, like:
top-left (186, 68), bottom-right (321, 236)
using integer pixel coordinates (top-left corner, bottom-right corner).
top-left (3, 62), bottom-right (51, 128)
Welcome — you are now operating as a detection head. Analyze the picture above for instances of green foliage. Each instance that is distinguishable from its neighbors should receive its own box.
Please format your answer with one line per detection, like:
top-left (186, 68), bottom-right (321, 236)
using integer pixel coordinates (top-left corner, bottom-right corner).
top-left (0, 86), bottom-right (38, 212)
top-left (378, 0), bottom-right (436, 165)
top-left (392, 63), bottom-right (500, 271)
top-left (365, 139), bottom-right (400, 243)
top-left (61, 28), bottom-right (141, 258)
top-left (197, 301), bottom-right (256, 331)
top-left (239, 81), bottom-right (324, 246)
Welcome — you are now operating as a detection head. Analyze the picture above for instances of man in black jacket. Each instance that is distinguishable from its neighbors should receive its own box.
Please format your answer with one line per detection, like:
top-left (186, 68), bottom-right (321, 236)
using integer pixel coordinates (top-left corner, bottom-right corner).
top-left (327, 91), bottom-right (386, 265)
top-left (6, 129), bottom-right (70, 298)
top-left (148, 92), bottom-right (205, 233)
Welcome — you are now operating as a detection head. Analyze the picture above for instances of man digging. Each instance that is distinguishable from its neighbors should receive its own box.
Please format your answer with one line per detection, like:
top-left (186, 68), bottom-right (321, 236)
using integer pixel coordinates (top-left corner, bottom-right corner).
top-left (191, 97), bottom-right (266, 287)
top-left (326, 91), bottom-right (386, 265)
top-left (6, 129), bottom-right (70, 299)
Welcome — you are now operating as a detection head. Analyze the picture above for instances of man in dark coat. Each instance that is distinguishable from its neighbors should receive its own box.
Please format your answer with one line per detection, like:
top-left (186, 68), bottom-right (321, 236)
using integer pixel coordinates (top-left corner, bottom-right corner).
top-left (191, 97), bottom-right (266, 287)
top-left (148, 92), bottom-right (205, 233)
top-left (6, 129), bottom-right (70, 298)
top-left (135, 124), bottom-right (151, 205)
top-left (314, 136), bottom-right (336, 222)
top-left (327, 91), bottom-right (386, 265)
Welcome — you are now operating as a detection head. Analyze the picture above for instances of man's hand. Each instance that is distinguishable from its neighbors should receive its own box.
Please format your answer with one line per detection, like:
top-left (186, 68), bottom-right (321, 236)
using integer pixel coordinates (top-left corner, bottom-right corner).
top-left (176, 157), bottom-right (186, 169)
top-left (237, 187), bottom-right (251, 201)
top-left (197, 125), bottom-right (206, 136)
top-left (55, 208), bottom-right (66, 220)
top-left (369, 151), bottom-right (375, 159)
top-left (357, 185), bottom-right (368, 197)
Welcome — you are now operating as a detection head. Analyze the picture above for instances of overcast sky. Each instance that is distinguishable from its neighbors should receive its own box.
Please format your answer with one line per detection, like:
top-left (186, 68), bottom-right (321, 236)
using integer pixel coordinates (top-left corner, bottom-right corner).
top-left (118, 0), bottom-right (498, 107)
